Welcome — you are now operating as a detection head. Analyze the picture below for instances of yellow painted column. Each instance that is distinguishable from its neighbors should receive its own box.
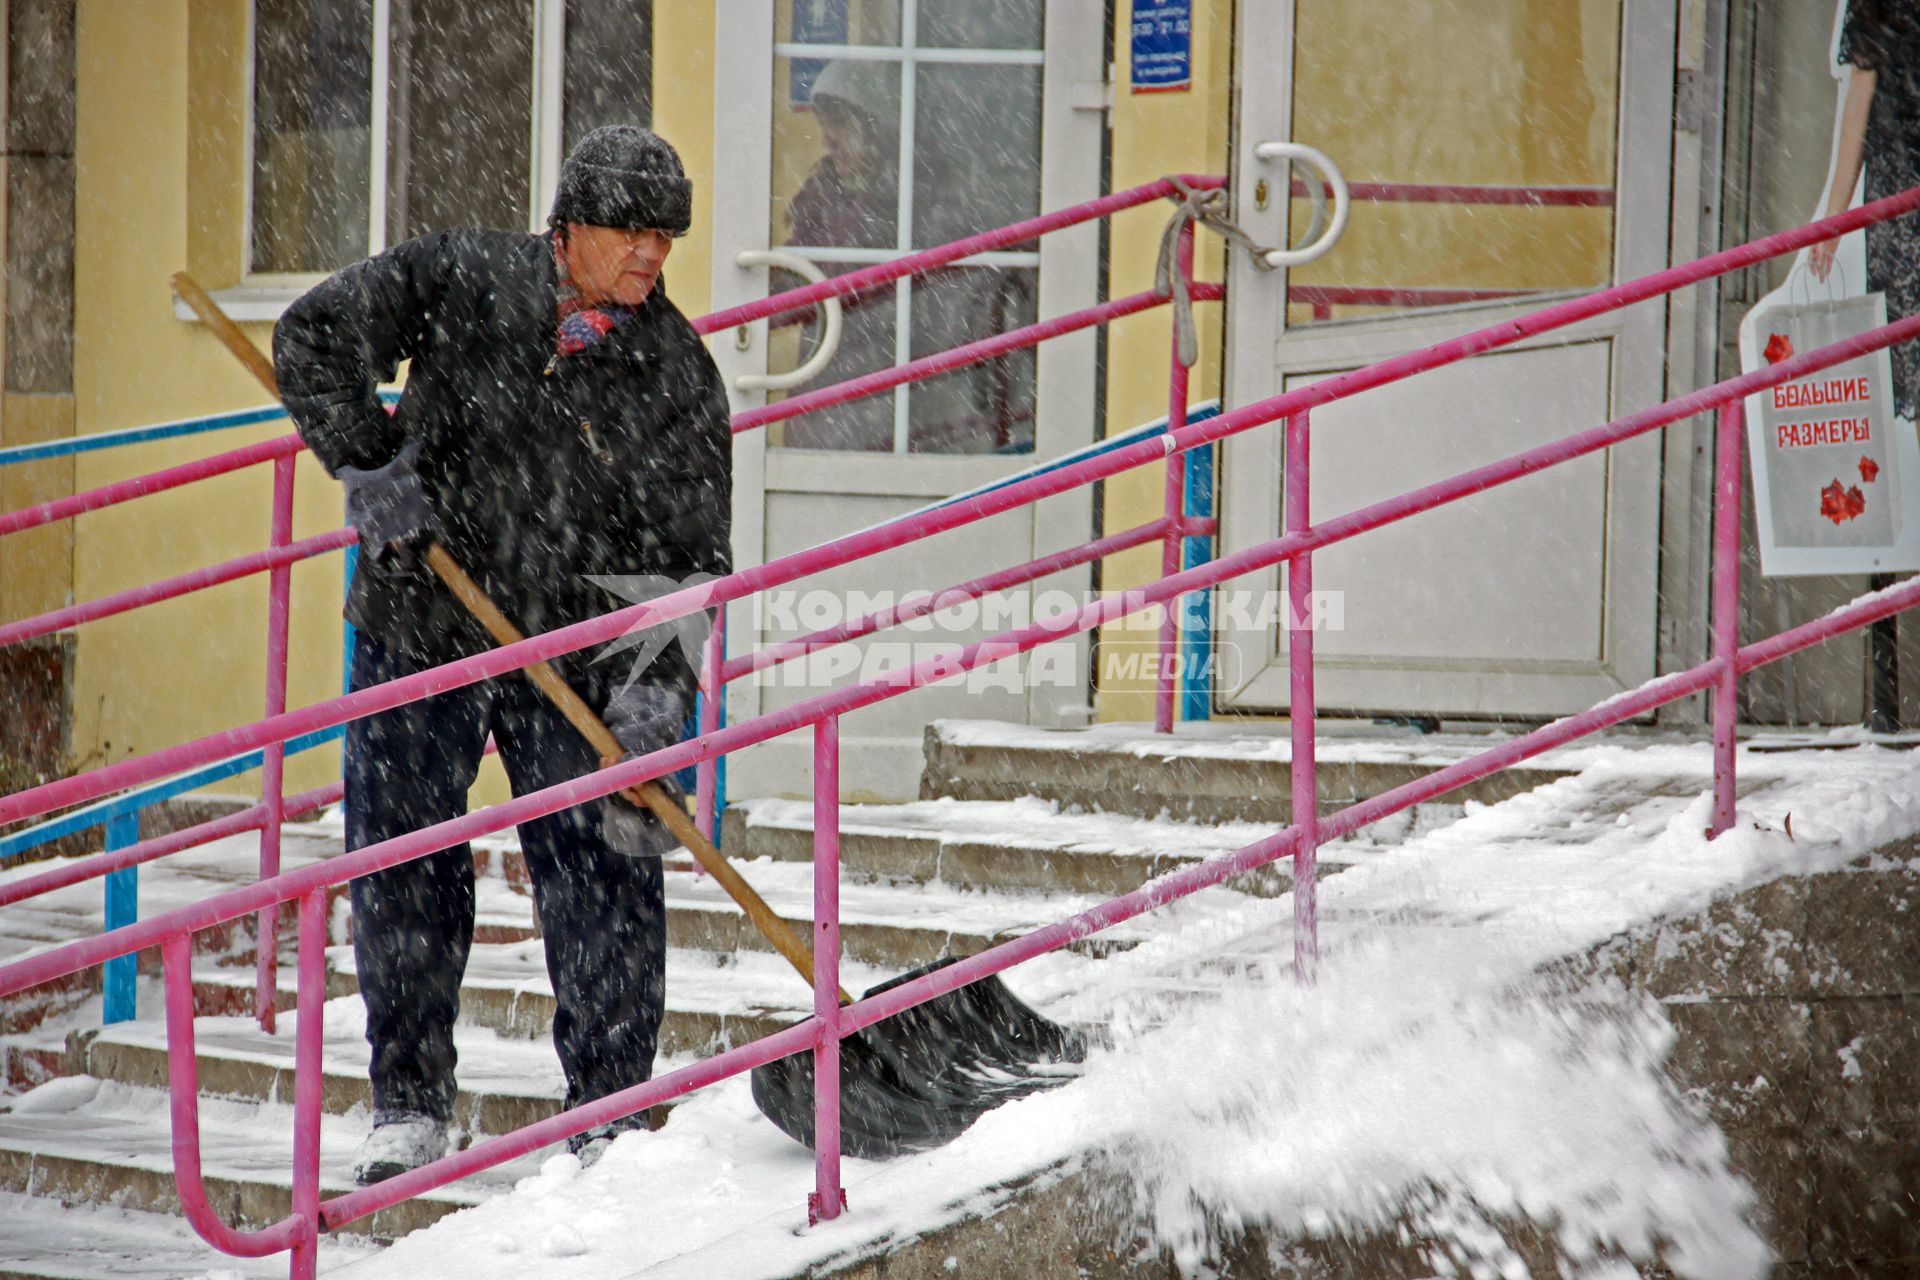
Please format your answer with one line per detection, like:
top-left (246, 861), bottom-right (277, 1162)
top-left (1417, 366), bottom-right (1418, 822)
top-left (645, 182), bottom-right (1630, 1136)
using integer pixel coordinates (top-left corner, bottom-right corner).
top-left (1096, 0), bottom-right (1234, 723)
top-left (654, 1), bottom-right (718, 322)
top-left (70, 0), bottom-right (345, 795)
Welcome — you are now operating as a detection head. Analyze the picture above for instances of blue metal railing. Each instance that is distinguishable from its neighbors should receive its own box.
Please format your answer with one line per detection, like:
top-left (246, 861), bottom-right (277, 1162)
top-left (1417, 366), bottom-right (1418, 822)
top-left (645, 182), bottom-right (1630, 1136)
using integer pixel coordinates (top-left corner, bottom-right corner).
top-left (0, 391), bottom-right (399, 468)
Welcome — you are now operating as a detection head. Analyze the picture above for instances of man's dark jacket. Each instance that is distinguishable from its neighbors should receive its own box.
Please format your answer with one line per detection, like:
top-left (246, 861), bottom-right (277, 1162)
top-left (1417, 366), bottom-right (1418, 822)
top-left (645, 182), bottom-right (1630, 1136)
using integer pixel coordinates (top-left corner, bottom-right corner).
top-left (274, 228), bottom-right (731, 701)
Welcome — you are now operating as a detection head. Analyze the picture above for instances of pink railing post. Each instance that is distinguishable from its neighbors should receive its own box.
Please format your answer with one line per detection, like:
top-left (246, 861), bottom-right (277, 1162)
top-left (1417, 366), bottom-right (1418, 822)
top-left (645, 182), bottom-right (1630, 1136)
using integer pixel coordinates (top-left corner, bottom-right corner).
top-left (696, 608), bottom-right (726, 852)
top-left (810, 715), bottom-right (844, 1225)
top-left (1710, 401), bottom-right (1744, 837)
top-left (1157, 221), bottom-right (1196, 735)
top-left (162, 934), bottom-right (309, 1259)
top-left (1285, 412), bottom-right (1319, 981)
top-left (256, 453), bottom-right (297, 1031)
top-left (289, 888), bottom-right (327, 1280)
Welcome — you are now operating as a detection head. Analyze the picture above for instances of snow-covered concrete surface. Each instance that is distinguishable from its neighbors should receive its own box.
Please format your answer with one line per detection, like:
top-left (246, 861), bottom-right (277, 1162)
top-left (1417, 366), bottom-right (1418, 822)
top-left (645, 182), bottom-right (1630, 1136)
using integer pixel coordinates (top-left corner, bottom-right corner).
top-left (316, 738), bottom-right (1919, 1280)
top-left (731, 793), bottom-right (1378, 864)
top-left (0, 1189), bottom-right (379, 1277)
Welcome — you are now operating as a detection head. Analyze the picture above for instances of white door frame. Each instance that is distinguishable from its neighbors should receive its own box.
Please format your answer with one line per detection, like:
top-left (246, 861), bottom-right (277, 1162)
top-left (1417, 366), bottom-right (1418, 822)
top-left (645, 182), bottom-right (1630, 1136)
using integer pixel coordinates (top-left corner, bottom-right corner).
top-left (708, 0), bottom-right (1106, 797)
top-left (1218, 0), bottom-right (1678, 719)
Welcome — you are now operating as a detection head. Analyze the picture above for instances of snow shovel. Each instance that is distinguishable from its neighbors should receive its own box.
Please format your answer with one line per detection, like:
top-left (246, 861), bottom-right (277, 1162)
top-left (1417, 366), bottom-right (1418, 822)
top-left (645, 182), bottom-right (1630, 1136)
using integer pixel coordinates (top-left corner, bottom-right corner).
top-left (170, 270), bottom-right (1085, 1158)
top-left (423, 546), bottom-right (1086, 1158)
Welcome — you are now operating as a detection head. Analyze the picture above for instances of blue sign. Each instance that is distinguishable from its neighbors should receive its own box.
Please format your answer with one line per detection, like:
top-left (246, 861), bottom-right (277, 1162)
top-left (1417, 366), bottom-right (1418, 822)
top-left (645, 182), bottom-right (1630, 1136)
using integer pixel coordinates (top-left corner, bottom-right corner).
top-left (790, 0), bottom-right (851, 109)
top-left (1131, 0), bottom-right (1192, 93)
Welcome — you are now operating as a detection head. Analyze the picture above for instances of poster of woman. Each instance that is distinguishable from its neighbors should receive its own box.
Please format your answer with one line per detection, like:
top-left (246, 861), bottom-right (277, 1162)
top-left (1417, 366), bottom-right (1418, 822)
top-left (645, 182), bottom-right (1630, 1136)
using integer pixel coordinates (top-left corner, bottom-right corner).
top-left (1738, 0), bottom-right (1920, 576)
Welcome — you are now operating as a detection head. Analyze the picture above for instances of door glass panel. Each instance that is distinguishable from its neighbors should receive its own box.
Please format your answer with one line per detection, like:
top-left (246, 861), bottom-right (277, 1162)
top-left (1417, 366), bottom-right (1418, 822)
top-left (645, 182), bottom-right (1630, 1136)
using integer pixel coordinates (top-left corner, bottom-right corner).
top-left (909, 267), bottom-right (1038, 453)
top-left (767, 0), bottom-right (1045, 455)
top-left (782, 0), bottom-right (903, 47)
top-left (919, 0), bottom-right (1044, 49)
top-left (1286, 0), bottom-right (1622, 327)
top-left (385, 0), bottom-right (534, 243)
top-left (911, 64), bottom-right (1042, 246)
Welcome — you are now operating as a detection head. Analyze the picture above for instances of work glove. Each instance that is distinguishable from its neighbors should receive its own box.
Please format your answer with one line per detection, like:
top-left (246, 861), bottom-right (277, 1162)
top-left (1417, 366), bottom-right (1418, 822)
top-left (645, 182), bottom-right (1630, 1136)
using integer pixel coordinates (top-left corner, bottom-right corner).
top-left (340, 440), bottom-right (434, 566)
top-left (598, 682), bottom-right (692, 858)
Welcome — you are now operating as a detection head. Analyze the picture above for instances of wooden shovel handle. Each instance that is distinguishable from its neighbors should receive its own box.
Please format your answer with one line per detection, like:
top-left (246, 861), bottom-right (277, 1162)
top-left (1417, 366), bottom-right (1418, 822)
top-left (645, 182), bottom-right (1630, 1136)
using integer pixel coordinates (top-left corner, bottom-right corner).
top-left (169, 270), bottom-right (849, 1003)
top-left (424, 549), bottom-right (850, 1005)
top-left (172, 272), bottom-right (281, 397)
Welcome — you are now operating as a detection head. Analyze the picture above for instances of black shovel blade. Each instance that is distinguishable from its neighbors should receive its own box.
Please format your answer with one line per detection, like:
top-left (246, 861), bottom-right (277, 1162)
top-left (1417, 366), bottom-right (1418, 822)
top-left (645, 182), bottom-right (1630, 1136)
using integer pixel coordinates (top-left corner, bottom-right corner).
top-left (750, 958), bottom-right (1087, 1160)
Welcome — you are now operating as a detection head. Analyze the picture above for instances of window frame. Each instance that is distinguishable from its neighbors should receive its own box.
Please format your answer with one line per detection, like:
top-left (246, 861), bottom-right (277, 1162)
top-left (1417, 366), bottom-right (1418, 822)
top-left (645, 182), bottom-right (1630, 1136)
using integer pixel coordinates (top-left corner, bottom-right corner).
top-left (224, 0), bottom-right (574, 309)
top-left (770, 6), bottom-right (1049, 453)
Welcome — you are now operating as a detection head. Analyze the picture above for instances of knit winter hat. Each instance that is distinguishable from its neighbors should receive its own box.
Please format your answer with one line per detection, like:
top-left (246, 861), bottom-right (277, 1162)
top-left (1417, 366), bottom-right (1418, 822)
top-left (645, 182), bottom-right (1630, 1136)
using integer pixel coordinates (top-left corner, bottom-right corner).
top-left (548, 125), bottom-right (693, 236)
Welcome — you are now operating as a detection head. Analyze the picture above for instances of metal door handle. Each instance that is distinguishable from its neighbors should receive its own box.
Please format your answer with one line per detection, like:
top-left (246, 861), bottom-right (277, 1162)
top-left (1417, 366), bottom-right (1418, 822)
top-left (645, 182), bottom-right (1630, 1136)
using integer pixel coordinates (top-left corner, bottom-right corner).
top-left (1252, 141), bottom-right (1350, 267)
top-left (732, 250), bottom-right (845, 392)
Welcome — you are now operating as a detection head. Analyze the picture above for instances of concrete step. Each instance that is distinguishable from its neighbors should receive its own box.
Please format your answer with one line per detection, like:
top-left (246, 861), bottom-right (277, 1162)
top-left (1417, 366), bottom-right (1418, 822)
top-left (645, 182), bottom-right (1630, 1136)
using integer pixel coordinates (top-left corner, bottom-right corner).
top-left (661, 857), bottom-right (1159, 969)
top-left (322, 941), bottom-right (899, 1052)
top-left (323, 852), bottom-right (1150, 978)
top-left (0, 1078), bottom-right (537, 1241)
top-left (70, 1001), bottom-right (570, 1138)
top-left (718, 794), bottom-right (1447, 899)
top-left (920, 718), bottom-right (1575, 824)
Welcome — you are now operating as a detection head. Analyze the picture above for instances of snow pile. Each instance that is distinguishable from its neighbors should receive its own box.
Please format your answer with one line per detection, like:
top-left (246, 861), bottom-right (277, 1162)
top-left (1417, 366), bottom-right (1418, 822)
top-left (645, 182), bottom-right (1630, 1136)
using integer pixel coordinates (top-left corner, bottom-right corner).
top-left (1082, 932), bottom-right (1766, 1279)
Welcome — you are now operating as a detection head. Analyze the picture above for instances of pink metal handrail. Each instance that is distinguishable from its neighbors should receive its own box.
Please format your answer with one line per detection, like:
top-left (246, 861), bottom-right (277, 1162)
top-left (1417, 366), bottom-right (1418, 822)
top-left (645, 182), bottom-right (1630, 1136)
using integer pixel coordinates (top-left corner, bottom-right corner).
top-left (720, 514), bottom-right (1194, 682)
top-left (0, 526), bottom-right (355, 649)
top-left (729, 283), bottom-right (1221, 434)
top-left (2, 182), bottom-right (1918, 1273)
top-left (0, 433), bottom-right (303, 538)
top-left (3, 304), bottom-right (1912, 1063)
top-left (6, 185), bottom-right (1917, 833)
top-left (0, 179), bottom-right (1232, 999)
top-left (693, 174), bottom-right (1224, 334)
top-left (0, 777), bottom-right (341, 910)
top-left (6, 327), bottom-right (1914, 1242)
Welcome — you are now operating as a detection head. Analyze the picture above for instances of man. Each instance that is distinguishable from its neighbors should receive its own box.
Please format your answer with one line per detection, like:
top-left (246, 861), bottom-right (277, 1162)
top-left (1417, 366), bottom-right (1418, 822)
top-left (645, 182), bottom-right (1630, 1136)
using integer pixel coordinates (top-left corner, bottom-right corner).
top-left (273, 126), bottom-right (731, 1183)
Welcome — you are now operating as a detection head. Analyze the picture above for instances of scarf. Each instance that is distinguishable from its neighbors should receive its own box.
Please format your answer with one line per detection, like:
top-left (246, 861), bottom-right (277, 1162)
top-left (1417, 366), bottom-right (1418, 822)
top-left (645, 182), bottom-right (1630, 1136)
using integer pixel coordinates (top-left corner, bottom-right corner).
top-left (554, 237), bottom-right (639, 358)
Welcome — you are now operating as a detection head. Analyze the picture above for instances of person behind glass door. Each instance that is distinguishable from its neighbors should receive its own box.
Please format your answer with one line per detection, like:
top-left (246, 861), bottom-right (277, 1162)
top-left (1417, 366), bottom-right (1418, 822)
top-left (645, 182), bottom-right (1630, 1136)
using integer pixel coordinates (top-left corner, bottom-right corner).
top-left (782, 59), bottom-right (903, 452)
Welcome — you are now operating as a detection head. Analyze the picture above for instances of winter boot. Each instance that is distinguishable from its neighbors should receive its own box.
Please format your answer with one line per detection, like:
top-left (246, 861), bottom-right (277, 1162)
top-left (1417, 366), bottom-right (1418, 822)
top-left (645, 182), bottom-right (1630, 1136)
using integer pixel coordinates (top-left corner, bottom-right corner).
top-left (567, 1113), bottom-right (651, 1169)
top-left (352, 1113), bottom-right (449, 1186)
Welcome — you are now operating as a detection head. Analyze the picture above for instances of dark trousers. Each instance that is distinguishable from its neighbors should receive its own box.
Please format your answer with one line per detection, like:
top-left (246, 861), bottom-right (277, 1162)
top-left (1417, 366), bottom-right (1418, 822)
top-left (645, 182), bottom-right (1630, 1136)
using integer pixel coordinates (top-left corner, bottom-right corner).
top-left (345, 636), bottom-right (668, 1124)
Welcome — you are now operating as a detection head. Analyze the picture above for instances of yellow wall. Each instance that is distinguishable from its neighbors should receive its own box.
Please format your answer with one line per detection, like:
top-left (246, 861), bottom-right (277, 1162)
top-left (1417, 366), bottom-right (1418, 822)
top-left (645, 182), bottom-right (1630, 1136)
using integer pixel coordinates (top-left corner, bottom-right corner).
top-left (655, 1), bottom-right (717, 321)
top-left (0, 397), bottom-right (75, 626)
top-left (1094, 0), bottom-right (1234, 723)
top-left (53, 2), bottom-right (725, 806)
top-left (69, 0), bottom-right (347, 797)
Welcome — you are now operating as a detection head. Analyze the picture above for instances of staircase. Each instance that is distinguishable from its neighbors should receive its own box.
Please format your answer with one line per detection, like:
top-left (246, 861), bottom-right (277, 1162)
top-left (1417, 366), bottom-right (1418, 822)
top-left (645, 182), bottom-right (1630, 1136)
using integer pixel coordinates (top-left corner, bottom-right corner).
top-left (0, 718), bottom-right (1574, 1277)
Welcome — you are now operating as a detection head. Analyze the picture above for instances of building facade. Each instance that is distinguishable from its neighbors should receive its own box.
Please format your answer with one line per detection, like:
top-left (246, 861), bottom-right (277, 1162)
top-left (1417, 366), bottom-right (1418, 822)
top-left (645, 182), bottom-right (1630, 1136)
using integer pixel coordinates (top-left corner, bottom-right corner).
top-left (0, 0), bottom-right (1910, 806)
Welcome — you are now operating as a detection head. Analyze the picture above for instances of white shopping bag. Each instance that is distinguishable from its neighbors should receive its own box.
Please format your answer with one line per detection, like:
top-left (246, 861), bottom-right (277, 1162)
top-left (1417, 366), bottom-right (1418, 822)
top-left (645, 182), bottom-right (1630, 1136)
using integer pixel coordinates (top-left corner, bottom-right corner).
top-left (1740, 270), bottom-right (1920, 576)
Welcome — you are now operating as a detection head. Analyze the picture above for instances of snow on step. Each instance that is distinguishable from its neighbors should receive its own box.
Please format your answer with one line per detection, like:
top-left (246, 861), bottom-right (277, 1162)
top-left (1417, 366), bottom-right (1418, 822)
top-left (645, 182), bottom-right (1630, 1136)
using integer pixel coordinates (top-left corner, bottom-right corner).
top-left (76, 997), bottom-right (566, 1125)
top-left (0, 1189), bottom-right (377, 1278)
top-left (327, 940), bottom-right (901, 1027)
top-left (927, 715), bottom-right (1579, 766)
top-left (0, 829), bottom-right (344, 972)
top-left (0, 1076), bottom-right (543, 1236)
top-left (724, 792), bottom-right (1396, 895)
top-left (660, 853), bottom-right (1185, 962)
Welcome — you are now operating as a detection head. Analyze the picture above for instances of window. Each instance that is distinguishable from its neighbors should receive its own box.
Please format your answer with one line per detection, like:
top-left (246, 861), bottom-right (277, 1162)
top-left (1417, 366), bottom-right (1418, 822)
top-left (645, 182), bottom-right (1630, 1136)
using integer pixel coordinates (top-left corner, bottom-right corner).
top-left (249, 0), bottom-right (654, 276)
top-left (767, 0), bottom-right (1046, 456)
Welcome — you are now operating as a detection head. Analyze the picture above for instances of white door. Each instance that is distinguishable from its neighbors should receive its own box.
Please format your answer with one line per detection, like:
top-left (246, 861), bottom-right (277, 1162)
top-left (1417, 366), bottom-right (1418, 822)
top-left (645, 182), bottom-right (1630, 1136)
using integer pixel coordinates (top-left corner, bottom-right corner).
top-left (710, 0), bottom-right (1106, 799)
top-left (1219, 0), bottom-right (1676, 719)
